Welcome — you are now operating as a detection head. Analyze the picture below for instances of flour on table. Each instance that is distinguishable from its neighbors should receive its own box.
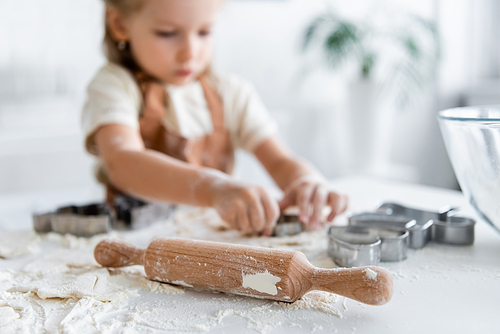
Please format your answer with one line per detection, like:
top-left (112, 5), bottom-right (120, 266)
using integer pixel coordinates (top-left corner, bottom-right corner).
top-left (23, 249), bottom-right (97, 275)
top-left (45, 231), bottom-right (121, 249)
top-left (58, 296), bottom-right (127, 334)
top-left (8, 268), bottom-right (136, 302)
top-left (213, 291), bottom-right (342, 333)
top-left (0, 230), bottom-right (40, 258)
top-left (0, 306), bottom-right (20, 325)
top-left (119, 289), bottom-right (343, 334)
top-left (278, 291), bottom-right (342, 318)
top-left (109, 266), bottom-right (184, 295)
top-left (124, 302), bottom-right (222, 333)
top-left (216, 303), bottom-right (283, 333)
top-left (0, 245), bottom-right (186, 333)
top-left (1, 206), bottom-right (345, 334)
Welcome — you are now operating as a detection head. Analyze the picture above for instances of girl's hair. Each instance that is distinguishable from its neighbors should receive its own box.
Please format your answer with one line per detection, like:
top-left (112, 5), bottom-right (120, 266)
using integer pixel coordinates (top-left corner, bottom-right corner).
top-left (102, 0), bottom-right (212, 78)
top-left (102, 0), bottom-right (145, 74)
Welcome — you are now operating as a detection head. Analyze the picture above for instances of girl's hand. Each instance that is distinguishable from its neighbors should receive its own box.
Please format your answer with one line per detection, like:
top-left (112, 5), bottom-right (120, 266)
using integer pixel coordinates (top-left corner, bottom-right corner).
top-left (210, 176), bottom-right (280, 236)
top-left (279, 175), bottom-right (348, 228)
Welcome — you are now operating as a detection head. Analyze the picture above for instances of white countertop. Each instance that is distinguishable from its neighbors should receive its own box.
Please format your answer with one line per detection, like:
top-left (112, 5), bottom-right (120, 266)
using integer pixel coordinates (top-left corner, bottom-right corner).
top-left (1, 176), bottom-right (499, 334)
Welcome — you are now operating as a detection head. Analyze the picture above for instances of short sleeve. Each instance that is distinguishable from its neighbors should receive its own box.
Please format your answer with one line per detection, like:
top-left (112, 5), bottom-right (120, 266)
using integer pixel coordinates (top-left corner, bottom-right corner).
top-left (81, 63), bottom-right (142, 155)
top-left (217, 75), bottom-right (278, 152)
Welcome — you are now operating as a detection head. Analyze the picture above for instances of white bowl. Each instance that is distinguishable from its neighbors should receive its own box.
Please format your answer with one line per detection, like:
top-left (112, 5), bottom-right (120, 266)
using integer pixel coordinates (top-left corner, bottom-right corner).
top-left (438, 106), bottom-right (500, 233)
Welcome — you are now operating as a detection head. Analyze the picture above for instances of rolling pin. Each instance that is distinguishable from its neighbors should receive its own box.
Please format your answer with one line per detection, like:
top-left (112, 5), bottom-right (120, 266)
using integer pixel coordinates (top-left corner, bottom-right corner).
top-left (94, 238), bottom-right (394, 305)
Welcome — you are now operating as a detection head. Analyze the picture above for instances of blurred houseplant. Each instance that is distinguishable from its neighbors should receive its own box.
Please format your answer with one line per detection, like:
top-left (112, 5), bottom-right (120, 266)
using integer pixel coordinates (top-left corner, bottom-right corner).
top-left (302, 9), bottom-right (440, 176)
top-left (303, 9), bottom-right (440, 110)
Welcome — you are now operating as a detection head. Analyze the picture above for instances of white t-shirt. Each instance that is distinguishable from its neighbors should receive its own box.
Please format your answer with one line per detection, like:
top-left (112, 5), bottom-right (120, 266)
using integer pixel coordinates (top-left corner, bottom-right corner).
top-left (82, 63), bottom-right (278, 156)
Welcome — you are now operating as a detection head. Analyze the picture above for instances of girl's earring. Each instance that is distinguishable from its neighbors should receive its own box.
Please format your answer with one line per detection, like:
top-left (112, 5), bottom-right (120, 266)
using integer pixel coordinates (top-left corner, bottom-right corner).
top-left (117, 40), bottom-right (127, 51)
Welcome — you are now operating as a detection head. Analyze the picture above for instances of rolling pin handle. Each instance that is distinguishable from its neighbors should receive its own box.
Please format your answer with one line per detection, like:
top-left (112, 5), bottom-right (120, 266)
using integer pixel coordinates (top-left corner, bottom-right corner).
top-left (311, 266), bottom-right (394, 306)
top-left (94, 239), bottom-right (145, 267)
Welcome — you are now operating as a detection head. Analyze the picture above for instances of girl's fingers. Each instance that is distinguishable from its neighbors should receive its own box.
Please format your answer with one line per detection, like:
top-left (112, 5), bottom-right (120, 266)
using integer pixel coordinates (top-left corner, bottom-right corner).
top-left (236, 204), bottom-right (251, 233)
top-left (310, 185), bottom-right (327, 226)
top-left (338, 194), bottom-right (348, 215)
top-left (224, 211), bottom-right (237, 230)
top-left (327, 192), bottom-right (348, 221)
top-left (296, 184), bottom-right (315, 223)
top-left (278, 190), bottom-right (295, 212)
top-left (248, 196), bottom-right (265, 233)
top-left (261, 191), bottom-right (280, 236)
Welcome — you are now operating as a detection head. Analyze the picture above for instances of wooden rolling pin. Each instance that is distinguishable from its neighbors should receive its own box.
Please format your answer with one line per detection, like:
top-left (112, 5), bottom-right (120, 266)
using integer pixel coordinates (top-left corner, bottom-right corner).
top-left (94, 238), bottom-right (393, 305)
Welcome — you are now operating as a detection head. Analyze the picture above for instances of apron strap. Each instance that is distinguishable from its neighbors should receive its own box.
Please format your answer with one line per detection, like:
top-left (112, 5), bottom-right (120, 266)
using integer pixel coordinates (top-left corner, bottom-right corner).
top-left (198, 76), bottom-right (225, 133)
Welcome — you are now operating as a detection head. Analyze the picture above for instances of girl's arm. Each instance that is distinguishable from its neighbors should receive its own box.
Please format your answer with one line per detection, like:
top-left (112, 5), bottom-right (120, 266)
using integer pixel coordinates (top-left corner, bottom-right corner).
top-left (95, 124), bottom-right (279, 235)
top-left (254, 135), bottom-right (348, 227)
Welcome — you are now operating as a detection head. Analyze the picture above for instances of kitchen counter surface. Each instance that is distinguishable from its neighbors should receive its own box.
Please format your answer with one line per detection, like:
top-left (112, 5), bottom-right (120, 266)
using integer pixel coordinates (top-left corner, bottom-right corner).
top-left (1, 175), bottom-right (499, 333)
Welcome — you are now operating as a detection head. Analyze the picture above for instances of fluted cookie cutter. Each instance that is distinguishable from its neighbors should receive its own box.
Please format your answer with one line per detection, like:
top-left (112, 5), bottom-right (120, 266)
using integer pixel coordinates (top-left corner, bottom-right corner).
top-left (349, 202), bottom-right (475, 249)
top-left (327, 225), bottom-right (409, 267)
top-left (33, 197), bottom-right (176, 237)
top-left (33, 203), bottom-right (112, 237)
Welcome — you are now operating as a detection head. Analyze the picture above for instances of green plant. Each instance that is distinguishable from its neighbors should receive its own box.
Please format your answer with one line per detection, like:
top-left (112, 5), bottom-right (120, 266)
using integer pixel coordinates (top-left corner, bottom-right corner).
top-left (302, 9), bottom-right (440, 110)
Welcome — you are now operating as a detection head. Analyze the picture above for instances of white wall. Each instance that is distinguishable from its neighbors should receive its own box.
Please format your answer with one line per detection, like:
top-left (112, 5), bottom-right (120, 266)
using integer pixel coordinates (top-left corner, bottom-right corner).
top-left (215, 0), bottom-right (460, 189)
top-left (0, 0), bottom-right (105, 194)
top-left (0, 0), bottom-right (492, 194)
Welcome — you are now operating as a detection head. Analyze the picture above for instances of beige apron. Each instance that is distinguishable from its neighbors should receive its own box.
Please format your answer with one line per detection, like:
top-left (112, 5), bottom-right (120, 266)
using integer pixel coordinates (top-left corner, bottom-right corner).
top-left (105, 74), bottom-right (235, 204)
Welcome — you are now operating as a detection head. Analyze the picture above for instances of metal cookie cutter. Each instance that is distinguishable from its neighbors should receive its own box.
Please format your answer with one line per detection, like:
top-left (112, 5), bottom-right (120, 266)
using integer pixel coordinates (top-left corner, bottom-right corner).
top-left (376, 202), bottom-right (456, 223)
top-left (376, 202), bottom-right (458, 248)
top-left (32, 197), bottom-right (176, 237)
top-left (33, 203), bottom-right (112, 237)
top-left (431, 216), bottom-right (476, 245)
top-left (351, 202), bottom-right (475, 248)
top-left (349, 211), bottom-right (430, 249)
top-left (327, 225), bottom-right (409, 267)
top-left (273, 213), bottom-right (303, 237)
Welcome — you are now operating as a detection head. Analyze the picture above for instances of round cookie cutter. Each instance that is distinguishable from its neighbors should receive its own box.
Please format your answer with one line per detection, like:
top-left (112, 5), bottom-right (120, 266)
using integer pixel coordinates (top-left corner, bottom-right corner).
top-left (327, 225), bottom-right (408, 267)
top-left (273, 213), bottom-right (303, 237)
top-left (431, 216), bottom-right (476, 245)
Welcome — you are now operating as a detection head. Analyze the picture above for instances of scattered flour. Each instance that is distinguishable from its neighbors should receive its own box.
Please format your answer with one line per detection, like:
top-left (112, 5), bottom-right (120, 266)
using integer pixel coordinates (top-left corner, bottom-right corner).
top-left (216, 304), bottom-right (283, 333)
top-left (364, 268), bottom-right (378, 281)
top-left (136, 276), bottom-right (185, 294)
top-left (0, 247), bottom-right (185, 333)
top-left (278, 291), bottom-right (342, 318)
top-left (0, 305), bottom-right (20, 325)
top-left (1, 206), bottom-right (345, 333)
top-left (7, 268), bottom-right (135, 302)
top-left (45, 231), bottom-right (121, 249)
top-left (58, 296), bottom-right (127, 333)
top-left (212, 291), bottom-right (343, 333)
top-left (0, 230), bottom-right (41, 258)
top-left (108, 266), bottom-right (185, 295)
top-left (124, 302), bottom-right (222, 333)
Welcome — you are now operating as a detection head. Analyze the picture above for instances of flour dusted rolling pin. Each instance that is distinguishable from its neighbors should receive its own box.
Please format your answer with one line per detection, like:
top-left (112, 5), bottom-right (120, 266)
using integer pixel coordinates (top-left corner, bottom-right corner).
top-left (94, 238), bottom-right (394, 305)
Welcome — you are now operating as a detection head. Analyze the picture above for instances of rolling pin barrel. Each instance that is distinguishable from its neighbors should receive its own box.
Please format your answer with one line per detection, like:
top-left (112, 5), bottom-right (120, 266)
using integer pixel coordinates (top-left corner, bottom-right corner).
top-left (94, 238), bottom-right (393, 305)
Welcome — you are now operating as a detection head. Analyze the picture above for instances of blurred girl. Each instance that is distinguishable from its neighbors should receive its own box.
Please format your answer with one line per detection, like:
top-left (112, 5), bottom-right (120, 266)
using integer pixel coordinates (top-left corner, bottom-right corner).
top-left (82, 0), bottom-right (347, 236)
